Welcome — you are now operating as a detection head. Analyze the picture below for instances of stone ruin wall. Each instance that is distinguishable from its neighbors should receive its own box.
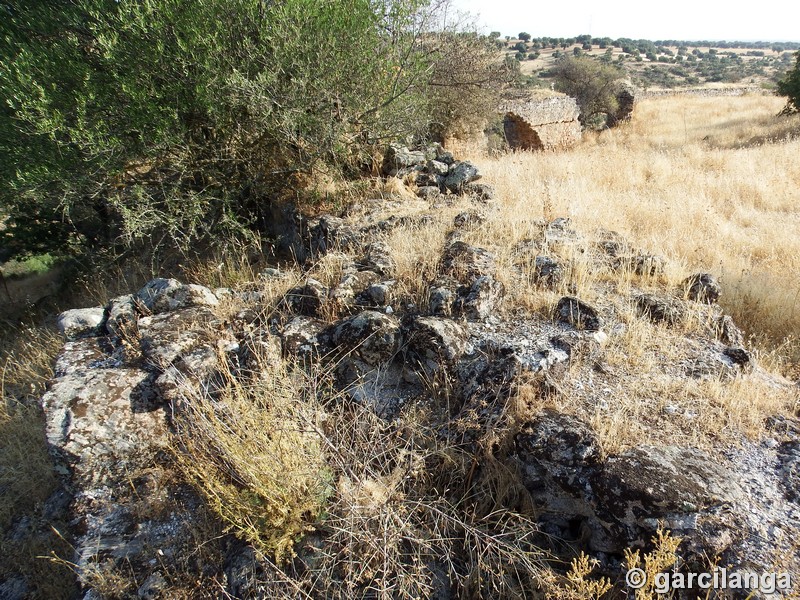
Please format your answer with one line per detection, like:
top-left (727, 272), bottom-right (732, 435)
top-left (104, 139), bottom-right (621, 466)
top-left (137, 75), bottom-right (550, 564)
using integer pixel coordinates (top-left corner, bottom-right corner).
top-left (499, 96), bottom-right (582, 151)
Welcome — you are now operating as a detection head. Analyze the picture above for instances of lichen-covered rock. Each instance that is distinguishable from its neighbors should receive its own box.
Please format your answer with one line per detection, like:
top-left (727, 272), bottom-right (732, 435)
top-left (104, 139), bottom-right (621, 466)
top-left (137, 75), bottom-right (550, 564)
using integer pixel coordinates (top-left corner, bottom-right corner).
top-left (443, 161), bottom-right (481, 193)
top-left (530, 255), bottom-right (564, 289)
top-left (329, 310), bottom-right (401, 366)
top-left (463, 182), bottom-right (495, 201)
top-left (613, 253), bottom-right (667, 276)
top-left (105, 294), bottom-right (138, 337)
top-left (307, 215), bottom-right (363, 255)
top-left (453, 275), bottom-right (505, 321)
top-left (555, 296), bottom-right (603, 331)
top-left (515, 411), bottom-right (601, 498)
top-left (331, 271), bottom-right (380, 307)
top-left (592, 445), bottom-right (743, 547)
top-left (452, 210), bottom-right (486, 230)
top-left (682, 273), bottom-right (721, 304)
top-left (441, 241), bottom-right (496, 283)
top-left (777, 441), bottom-right (800, 502)
top-left (382, 144), bottom-right (426, 176)
top-left (282, 316), bottom-right (326, 358)
top-left (428, 278), bottom-right (457, 317)
top-left (416, 186), bottom-right (441, 201)
top-left (716, 314), bottom-right (744, 346)
top-left (284, 278), bottom-right (328, 317)
top-left (138, 306), bottom-right (217, 368)
top-left (57, 307), bottom-right (106, 340)
top-left (405, 316), bottom-right (468, 372)
top-left (635, 293), bottom-right (686, 325)
top-left (136, 278), bottom-right (219, 314)
top-left (359, 241), bottom-right (396, 278)
top-left (365, 281), bottom-right (394, 307)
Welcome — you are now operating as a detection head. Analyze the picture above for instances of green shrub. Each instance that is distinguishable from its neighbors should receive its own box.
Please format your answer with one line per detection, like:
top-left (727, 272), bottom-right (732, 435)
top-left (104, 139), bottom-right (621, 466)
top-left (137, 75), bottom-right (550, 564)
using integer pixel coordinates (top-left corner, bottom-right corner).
top-left (777, 50), bottom-right (800, 114)
top-left (551, 55), bottom-right (626, 128)
top-left (0, 0), bottom-right (442, 261)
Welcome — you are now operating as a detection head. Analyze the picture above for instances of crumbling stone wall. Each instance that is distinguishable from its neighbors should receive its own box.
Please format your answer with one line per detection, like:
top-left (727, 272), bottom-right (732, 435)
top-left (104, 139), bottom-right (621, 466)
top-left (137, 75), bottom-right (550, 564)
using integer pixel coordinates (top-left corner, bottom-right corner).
top-left (499, 96), bottom-right (582, 151)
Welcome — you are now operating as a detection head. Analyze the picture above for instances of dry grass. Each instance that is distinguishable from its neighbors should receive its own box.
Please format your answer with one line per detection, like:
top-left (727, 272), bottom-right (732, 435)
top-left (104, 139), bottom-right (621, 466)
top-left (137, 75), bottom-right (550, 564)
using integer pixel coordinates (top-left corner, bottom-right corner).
top-left (1, 325), bottom-right (78, 598)
top-left (464, 94), bottom-right (800, 364)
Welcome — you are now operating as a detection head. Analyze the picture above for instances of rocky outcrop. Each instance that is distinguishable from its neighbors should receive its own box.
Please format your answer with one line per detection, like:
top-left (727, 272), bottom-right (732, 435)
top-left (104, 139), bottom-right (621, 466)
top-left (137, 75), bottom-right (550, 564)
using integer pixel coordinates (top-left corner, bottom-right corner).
top-left (499, 95), bottom-right (582, 151)
top-left (33, 179), bottom-right (800, 598)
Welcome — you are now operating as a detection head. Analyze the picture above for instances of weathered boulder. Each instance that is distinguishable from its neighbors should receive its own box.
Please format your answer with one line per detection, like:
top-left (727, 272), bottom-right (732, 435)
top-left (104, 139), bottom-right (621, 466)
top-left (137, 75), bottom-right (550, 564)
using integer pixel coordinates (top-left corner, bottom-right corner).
top-left (428, 278), bottom-right (458, 317)
top-left (463, 182), bottom-right (495, 202)
top-left (555, 296), bottom-right (603, 331)
top-left (443, 161), bottom-right (481, 193)
top-left (716, 314), bottom-right (745, 346)
top-left (635, 293), bottom-right (686, 325)
top-left (453, 275), bottom-right (505, 321)
top-left (529, 255), bottom-right (564, 289)
top-left (359, 241), bottom-right (396, 278)
top-left (281, 316), bottom-right (327, 358)
top-left (452, 210), bottom-right (486, 230)
top-left (382, 144), bottom-right (426, 176)
top-left (136, 279), bottom-right (219, 314)
top-left (329, 310), bottom-right (401, 366)
top-left (57, 307), bottom-right (105, 340)
top-left (777, 441), bottom-right (800, 502)
top-left (682, 273), bottom-right (721, 304)
top-left (330, 271), bottom-right (380, 307)
top-left (284, 278), bottom-right (328, 317)
top-left (404, 316), bottom-right (469, 372)
top-left (104, 294), bottom-right (138, 337)
top-left (592, 445), bottom-right (743, 549)
top-left (307, 215), bottom-right (363, 255)
top-left (613, 253), bottom-right (666, 276)
top-left (365, 281), bottom-right (395, 307)
top-left (137, 306), bottom-right (217, 369)
top-left (441, 241), bottom-right (496, 283)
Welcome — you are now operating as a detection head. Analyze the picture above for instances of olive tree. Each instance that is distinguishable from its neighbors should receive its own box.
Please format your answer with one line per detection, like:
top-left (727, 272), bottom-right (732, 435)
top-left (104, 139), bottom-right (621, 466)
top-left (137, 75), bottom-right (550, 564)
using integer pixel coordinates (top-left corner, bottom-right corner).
top-left (551, 55), bottom-right (626, 128)
top-left (777, 50), bottom-right (800, 114)
top-left (0, 0), bottom-right (445, 260)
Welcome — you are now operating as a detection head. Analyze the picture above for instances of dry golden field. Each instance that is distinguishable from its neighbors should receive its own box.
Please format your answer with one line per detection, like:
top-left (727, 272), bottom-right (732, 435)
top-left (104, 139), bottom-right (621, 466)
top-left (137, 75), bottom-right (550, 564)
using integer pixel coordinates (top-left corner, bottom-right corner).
top-left (464, 93), bottom-right (800, 367)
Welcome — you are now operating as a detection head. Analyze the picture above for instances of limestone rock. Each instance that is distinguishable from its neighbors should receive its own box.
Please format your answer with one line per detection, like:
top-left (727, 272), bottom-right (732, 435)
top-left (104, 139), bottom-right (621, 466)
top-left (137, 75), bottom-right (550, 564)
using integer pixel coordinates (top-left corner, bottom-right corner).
top-left (329, 310), bottom-right (401, 366)
top-left (453, 275), bottom-right (505, 321)
top-left (555, 296), bottom-right (603, 331)
top-left (359, 241), bottom-right (396, 278)
top-left (405, 316), bottom-right (468, 371)
top-left (441, 241), bottom-right (496, 283)
top-left (284, 278), bottom-right (328, 317)
top-left (57, 307), bottom-right (106, 340)
top-left (682, 273), bottom-right (721, 304)
top-left (443, 161), bottom-right (481, 193)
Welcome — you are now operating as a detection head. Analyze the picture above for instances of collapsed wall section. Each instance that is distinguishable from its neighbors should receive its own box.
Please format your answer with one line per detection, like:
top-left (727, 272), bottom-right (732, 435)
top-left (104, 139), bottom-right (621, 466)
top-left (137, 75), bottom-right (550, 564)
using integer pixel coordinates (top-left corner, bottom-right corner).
top-left (499, 96), bottom-right (582, 151)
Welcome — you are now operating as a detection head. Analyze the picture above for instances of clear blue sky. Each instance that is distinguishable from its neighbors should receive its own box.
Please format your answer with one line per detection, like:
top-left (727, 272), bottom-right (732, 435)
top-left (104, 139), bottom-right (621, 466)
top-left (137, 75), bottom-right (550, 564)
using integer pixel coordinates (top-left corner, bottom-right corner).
top-left (448, 0), bottom-right (800, 42)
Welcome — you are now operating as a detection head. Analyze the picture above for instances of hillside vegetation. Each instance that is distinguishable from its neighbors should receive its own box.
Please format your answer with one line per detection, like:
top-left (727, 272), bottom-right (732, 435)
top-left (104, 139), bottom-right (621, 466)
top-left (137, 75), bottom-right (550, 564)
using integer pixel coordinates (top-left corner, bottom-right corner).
top-left (467, 93), bottom-right (800, 365)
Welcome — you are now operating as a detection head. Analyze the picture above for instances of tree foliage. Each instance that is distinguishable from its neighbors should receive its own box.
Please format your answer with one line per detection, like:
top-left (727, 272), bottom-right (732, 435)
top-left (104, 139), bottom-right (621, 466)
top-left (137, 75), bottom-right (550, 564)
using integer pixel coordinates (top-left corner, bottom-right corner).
top-left (2, 0), bottom-right (499, 261)
top-left (777, 50), bottom-right (800, 115)
top-left (551, 56), bottom-right (626, 128)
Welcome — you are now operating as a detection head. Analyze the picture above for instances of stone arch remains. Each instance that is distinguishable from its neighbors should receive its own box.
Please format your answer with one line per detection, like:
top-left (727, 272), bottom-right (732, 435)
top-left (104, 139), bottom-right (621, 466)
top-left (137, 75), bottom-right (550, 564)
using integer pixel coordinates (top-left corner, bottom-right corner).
top-left (503, 113), bottom-right (544, 151)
